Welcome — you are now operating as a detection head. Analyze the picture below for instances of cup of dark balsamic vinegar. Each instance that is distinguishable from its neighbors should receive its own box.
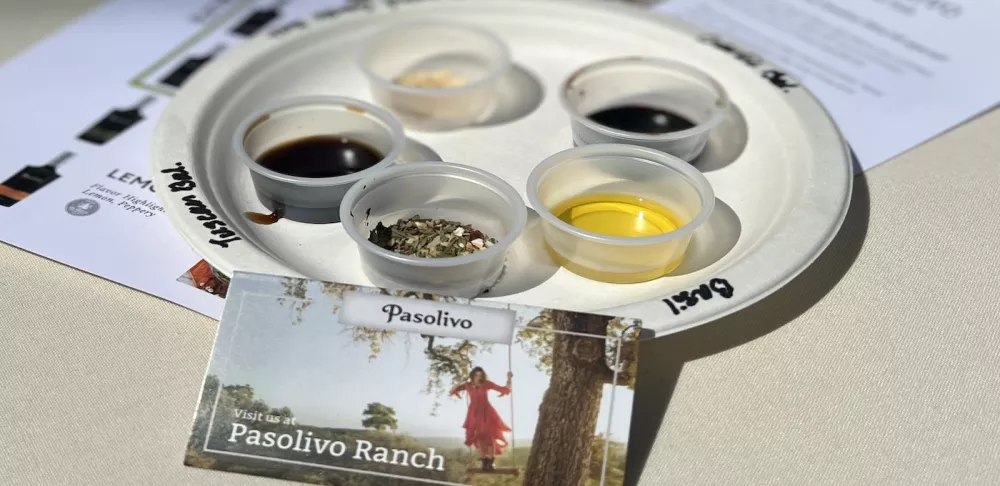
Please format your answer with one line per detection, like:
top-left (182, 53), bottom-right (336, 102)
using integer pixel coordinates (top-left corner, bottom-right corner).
top-left (233, 96), bottom-right (406, 224)
top-left (560, 57), bottom-right (729, 162)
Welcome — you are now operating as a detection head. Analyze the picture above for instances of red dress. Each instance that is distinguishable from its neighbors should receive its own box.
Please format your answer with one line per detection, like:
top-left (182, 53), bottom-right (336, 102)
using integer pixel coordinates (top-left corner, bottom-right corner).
top-left (459, 381), bottom-right (511, 455)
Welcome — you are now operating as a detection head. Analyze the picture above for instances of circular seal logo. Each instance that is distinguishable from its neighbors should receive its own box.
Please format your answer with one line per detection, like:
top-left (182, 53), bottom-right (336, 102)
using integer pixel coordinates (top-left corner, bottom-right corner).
top-left (65, 198), bottom-right (100, 216)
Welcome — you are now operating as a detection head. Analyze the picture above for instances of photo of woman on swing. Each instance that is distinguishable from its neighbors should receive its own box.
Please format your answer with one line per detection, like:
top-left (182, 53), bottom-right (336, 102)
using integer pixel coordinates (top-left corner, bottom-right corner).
top-left (450, 366), bottom-right (514, 473)
top-left (187, 278), bottom-right (643, 486)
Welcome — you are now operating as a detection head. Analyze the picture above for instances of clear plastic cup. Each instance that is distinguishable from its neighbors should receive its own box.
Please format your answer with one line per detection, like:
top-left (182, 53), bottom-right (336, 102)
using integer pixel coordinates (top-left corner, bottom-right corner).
top-left (526, 144), bottom-right (715, 284)
top-left (339, 162), bottom-right (528, 298)
top-left (560, 57), bottom-right (729, 162)
top-left (358, 21), bottom-right (511, 131)
top-left (234, 95), bottom-right (405, 224)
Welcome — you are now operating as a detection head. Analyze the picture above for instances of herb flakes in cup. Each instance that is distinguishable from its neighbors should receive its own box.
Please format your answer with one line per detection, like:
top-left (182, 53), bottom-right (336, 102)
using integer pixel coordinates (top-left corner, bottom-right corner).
top-left (368, 215), bottom-right (497, 258)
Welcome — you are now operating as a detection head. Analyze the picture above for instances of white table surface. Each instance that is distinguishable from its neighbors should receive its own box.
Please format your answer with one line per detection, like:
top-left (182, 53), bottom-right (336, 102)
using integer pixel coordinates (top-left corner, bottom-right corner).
top-left (2, 1), bottom-right (1000, 485)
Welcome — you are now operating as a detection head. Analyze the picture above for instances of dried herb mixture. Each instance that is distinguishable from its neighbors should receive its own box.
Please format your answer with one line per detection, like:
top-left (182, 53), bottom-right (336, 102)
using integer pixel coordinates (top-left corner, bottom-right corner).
top-left (368, 215), bottom-right (497, 258)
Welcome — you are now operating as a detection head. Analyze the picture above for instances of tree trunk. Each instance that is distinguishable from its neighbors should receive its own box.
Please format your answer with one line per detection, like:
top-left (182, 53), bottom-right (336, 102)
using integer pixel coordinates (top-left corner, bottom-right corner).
top-left (522, 312), bottom-right (612, 486)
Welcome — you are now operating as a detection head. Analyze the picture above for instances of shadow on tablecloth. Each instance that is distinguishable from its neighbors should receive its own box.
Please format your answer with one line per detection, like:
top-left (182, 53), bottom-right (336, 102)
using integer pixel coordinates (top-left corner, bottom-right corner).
top-left (625, 163), bottom-right (871, 485)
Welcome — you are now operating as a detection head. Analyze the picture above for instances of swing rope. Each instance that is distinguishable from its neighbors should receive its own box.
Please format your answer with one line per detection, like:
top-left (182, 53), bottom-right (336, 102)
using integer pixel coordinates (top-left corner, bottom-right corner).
top-left (508, 344), bottom-right (515, 469)
top-left (464, 391), bottom-right (471, 456)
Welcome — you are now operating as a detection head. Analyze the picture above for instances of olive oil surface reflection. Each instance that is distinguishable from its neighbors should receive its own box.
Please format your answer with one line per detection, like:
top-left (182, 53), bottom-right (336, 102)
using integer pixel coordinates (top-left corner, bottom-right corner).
top-left (548, 193), bottom-right (686, 283)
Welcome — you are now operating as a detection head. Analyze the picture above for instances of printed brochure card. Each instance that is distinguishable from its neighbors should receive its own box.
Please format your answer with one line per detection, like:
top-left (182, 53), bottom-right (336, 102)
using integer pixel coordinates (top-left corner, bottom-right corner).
top-left (185, 272), bottom-right (650, 486)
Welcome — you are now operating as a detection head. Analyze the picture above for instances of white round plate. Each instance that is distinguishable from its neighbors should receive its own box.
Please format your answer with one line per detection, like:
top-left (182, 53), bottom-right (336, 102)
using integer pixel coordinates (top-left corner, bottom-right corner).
top-left (151, 0), bottom-right (852, 337)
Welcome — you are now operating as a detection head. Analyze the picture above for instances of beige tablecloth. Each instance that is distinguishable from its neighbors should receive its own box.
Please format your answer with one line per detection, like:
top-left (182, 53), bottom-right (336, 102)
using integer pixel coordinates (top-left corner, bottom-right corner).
top-left (2, 1), bottom-right (1000, 485)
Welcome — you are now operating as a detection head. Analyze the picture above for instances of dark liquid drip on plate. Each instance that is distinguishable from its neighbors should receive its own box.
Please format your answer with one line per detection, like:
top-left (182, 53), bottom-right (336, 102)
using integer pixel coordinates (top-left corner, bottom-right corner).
top-left (256, 135), bottom-right (384, 178)
top-left (246, 202), bottom-right (285, 225)
top-left (245, 210), bottom-right (282, 225)
top-left (587, 105), bottom-right (697, 134)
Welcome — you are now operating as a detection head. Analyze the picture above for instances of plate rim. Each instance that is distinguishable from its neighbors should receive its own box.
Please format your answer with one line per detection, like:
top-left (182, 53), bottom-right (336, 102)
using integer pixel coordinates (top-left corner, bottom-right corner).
top-left (150, 0), bottom-right (853, 337)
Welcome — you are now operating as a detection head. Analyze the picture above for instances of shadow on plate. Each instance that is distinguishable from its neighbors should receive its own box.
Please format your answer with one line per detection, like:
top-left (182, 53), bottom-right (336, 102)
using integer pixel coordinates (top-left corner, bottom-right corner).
top-left (399, 137), bottom-right (443, 163)
top-left (474, 64), bottom-right (545, 128)
top-left (624, 164), bottom-right (871, 485)
top-left (672, 197), bottom-right (741, 275)
top-left (691, 102), bottom-right (749, 172)
top-left (482, 208), bottom-right (560, 297)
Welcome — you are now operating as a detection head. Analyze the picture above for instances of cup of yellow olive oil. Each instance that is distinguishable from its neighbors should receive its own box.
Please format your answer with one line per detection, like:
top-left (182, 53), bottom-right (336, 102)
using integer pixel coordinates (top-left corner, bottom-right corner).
top-left (527, 144), bottom-right (714, 284)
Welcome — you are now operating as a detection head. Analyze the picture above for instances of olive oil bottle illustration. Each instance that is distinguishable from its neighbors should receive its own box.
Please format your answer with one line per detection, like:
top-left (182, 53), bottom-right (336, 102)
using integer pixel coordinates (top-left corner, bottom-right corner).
top-left (0, 151), bottom-right (74, 207)
top-left (231, 1), bottom-right (286, 37)
top-left (160, 44), bottom-right (226, 88)
top-left (78, 96), bottom-right (156, 145)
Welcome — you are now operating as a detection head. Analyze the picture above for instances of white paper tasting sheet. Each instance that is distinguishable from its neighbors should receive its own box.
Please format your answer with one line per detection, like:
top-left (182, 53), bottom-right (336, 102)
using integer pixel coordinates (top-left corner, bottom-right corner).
top-left (656, 0), bottom-right (1000, 171)
top-left (0, 0), bottom-right (995, 319)
top-left (0, 0), bottom-right (347, 319)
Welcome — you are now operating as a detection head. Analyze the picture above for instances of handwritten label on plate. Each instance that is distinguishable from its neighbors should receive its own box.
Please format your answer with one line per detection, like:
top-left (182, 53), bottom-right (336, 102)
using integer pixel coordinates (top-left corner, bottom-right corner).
top-left (697, 34), bottom-right (800, 93)
top-left (663, 278), bottom-right (734, 316)
top-left (160, 162), bottom-right (242, 248)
